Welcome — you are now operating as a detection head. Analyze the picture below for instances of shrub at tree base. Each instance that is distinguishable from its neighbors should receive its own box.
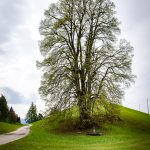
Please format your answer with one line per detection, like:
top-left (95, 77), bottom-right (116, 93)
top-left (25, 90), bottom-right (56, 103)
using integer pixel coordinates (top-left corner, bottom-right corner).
top-left (48, 105), bottom-right (120, 134)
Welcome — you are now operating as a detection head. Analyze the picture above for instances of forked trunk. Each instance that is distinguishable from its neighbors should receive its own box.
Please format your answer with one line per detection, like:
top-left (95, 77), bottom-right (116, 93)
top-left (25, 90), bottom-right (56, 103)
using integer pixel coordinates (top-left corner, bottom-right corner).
top-left (78, 99), bottom-right (91, 129)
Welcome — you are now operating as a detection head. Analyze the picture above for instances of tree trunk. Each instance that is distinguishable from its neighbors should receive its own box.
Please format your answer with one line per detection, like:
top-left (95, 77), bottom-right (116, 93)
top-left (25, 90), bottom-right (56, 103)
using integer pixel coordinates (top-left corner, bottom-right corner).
top-left (78, 96), bottom-right (91, 129)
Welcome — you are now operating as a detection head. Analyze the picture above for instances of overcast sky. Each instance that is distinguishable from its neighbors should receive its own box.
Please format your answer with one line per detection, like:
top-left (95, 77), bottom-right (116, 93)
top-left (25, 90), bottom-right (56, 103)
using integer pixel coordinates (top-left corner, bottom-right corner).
top-left (0, 0), bottom-right (150, 118)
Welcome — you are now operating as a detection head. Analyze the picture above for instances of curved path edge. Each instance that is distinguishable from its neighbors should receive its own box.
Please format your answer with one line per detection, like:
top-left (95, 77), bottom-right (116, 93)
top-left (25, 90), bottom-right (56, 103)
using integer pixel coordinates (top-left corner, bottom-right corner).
top-left (0, 125), bottom-right (31, 145)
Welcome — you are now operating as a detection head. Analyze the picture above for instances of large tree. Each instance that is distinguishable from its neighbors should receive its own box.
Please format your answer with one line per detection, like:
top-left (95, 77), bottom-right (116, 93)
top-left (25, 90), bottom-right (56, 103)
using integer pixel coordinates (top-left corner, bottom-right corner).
top-left (0, 94), bottom-right (9, 122)
top-left (38, 0), bottom-right (135, 127)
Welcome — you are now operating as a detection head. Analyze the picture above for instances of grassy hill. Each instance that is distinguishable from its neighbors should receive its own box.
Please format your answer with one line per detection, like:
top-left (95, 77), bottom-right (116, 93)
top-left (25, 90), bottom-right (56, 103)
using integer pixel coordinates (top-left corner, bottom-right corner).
top-left (0, 122), bottom-right (21, 135)
top-left (0, 106), bottom-right (150, 150)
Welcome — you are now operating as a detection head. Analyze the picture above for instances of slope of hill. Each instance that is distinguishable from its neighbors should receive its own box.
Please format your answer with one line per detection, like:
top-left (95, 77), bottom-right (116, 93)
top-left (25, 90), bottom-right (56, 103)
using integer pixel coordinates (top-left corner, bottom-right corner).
top-left (0, 122), bottom-right (21, 135)
top-left (0, 106), bottom-right (150, 150)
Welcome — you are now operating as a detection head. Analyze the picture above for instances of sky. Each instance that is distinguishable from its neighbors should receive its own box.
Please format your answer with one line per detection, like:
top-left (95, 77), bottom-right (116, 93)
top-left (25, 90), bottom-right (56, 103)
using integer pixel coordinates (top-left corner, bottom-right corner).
top-left (114, 0), bottom-right (150, 113)
top-left (0, 0), bottom-right (150, 118)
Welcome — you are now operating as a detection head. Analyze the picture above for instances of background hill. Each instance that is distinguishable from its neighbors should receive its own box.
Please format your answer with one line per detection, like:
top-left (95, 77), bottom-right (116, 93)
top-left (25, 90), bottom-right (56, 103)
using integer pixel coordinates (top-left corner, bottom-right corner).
top-left (0, 106), bottom-right (150, 150)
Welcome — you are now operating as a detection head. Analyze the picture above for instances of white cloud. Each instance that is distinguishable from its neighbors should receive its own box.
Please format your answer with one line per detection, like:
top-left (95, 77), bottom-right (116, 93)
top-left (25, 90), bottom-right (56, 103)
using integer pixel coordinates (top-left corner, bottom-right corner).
top-left (0, 0), bottom-right (57, 118)
top-left (115, 0), bottom-right (150, 113)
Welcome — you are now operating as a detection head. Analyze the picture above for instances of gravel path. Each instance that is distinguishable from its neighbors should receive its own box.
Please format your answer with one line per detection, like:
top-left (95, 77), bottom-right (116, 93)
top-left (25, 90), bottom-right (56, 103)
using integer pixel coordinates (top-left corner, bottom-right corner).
top-left (0, 125), bottom-right (31, 145)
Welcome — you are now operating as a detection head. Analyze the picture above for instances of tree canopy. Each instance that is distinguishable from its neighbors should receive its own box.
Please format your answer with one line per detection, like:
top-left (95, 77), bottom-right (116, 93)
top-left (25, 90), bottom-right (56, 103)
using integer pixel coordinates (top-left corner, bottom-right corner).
top-left (38, 0), bottom-right (135, 128)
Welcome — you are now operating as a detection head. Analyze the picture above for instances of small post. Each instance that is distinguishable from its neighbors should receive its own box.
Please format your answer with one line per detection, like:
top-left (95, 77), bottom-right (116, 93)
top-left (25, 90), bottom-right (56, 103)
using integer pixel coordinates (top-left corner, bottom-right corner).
top-left (147, 99), bottom-right (149, 114)
top-left (93, 125), bottom-right (96, 134)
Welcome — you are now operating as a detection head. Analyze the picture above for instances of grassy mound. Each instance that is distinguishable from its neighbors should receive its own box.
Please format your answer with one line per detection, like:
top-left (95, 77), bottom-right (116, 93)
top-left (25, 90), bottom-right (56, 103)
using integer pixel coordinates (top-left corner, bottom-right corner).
top-left (0, 122), bottom-right (21, 134)
top-left (0, 106), bottom-right (150, 150)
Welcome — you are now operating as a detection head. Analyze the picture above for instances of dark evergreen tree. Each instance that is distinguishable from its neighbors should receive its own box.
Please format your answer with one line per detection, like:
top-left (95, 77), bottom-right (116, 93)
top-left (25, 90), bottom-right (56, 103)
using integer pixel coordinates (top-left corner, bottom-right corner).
top-left (25, 102), bottom-right (38, 123)
top-left (0, 94), bottom-right (9, 122)
top-left (8, 107), bottom-right (17, 123)
top-left (38, 113), bottom-right (44, 120)
top-left (16, 116), bottom-right (21, 123)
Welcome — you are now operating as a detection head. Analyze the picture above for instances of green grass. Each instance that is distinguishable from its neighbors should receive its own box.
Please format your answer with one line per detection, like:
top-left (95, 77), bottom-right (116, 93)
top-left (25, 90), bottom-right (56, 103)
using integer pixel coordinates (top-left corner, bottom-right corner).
top-left (0, 106), bottom-right (150, 150)
top-left (0, 122), bottom-right (21, 134)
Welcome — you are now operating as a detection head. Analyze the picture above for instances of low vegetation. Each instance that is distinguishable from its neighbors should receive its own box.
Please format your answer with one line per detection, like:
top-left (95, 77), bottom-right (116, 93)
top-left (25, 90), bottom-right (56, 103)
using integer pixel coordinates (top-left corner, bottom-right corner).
top-left (0, 122), bottom-right (21, 135)
top-left (0, 106), bottom-right (150, 150)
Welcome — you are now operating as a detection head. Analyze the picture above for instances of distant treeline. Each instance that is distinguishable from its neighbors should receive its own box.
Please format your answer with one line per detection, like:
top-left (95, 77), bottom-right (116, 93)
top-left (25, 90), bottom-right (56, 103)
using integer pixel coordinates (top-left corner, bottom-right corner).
top-left (0, 94), bottom-right (21, 124)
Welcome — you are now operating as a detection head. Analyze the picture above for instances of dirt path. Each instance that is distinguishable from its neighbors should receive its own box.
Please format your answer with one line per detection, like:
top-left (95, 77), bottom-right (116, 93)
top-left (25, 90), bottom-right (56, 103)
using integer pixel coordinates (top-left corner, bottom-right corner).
top-left (0, 125), bottom-right (31, 145)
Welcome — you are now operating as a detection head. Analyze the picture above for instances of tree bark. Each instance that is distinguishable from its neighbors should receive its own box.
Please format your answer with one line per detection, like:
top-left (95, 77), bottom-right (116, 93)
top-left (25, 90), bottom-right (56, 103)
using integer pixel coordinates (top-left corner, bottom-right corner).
top-left (78, 93), bottom-right (91, 129)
